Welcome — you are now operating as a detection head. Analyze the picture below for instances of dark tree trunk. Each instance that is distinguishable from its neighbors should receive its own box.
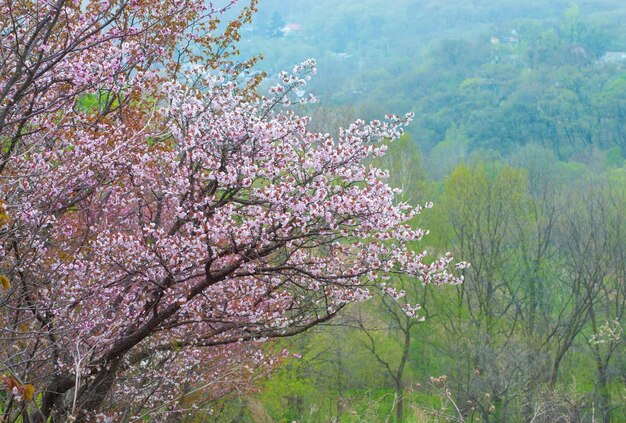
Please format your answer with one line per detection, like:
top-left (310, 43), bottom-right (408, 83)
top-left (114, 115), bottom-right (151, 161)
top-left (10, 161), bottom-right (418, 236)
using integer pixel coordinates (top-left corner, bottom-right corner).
top-left (596, 362), bottom-right (611, 423)
top-left (395, 321), bottom-right (411, 423)
top-left (74, 359), bottom-right (122, 423)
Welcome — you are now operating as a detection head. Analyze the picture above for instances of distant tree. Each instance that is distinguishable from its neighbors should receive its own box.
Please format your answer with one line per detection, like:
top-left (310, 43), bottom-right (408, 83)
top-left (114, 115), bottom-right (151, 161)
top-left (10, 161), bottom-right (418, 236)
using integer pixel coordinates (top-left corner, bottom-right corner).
top-left (432, 163), bottom-right (532, 421)
top-left (434, 39), bottom-right (474, 67)
top-left (594, 75), bottom-right (626, 156)
top-left (354, 275), bottom-right (430, 423)
top-left (428, 126), bottom-right (469, 180)
top-left (267, 11), bottom-right (286, 38)
top-left (556, 178), bottom-right (626, 423)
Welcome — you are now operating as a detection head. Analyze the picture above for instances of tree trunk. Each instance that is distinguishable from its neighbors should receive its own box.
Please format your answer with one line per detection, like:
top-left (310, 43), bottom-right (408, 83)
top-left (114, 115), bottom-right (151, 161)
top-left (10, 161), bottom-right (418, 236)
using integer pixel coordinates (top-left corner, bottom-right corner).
top-left (32, 376), bottom-right (75, 423)
top-left (549, 347), bottom-right (566, 387)
top-left (395, 380), bottom-right (404, 423)
top-left (74, 359), bottom-right (122, 423)
top-left (395, 321), bottom-right (411, 423)
top-left (596, 361), bottom-right (611, 423)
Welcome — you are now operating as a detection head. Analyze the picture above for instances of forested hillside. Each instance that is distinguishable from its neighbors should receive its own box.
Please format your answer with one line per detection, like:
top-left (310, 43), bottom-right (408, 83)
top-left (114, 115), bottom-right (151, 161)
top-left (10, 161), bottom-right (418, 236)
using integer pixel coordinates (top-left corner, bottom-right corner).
top-left (238, 0), bottom-right (626, 159)
top-left (212, 1), bottom-right (626, 422)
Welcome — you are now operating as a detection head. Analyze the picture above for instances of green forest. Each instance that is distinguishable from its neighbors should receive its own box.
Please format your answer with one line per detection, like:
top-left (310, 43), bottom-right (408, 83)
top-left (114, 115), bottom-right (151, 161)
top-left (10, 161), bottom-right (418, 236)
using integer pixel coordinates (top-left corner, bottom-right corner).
top-left (215, 1), bottom-right (626, 422)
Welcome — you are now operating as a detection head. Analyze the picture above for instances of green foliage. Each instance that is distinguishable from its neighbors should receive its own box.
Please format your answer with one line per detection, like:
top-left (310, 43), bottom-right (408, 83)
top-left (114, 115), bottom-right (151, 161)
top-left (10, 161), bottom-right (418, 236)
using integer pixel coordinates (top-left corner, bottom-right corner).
top-left (75, 90), bottom-right (122, 114)
top-left (373, 132), bottom-right (429, 204)
top-left (428, 126), bottom-right (469, 180)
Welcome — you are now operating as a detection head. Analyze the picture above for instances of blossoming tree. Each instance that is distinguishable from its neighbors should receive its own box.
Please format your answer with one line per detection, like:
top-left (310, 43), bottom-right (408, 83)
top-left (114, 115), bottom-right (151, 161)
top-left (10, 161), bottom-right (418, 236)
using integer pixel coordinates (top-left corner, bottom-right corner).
top-left (0, 0), bottom-right (464, 421)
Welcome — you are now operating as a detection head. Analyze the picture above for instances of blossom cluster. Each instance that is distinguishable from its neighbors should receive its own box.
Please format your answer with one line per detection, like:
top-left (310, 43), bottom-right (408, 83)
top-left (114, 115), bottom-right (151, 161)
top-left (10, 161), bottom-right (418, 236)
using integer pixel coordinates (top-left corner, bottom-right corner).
top-left (0, 1), bottom-right (463, 419)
